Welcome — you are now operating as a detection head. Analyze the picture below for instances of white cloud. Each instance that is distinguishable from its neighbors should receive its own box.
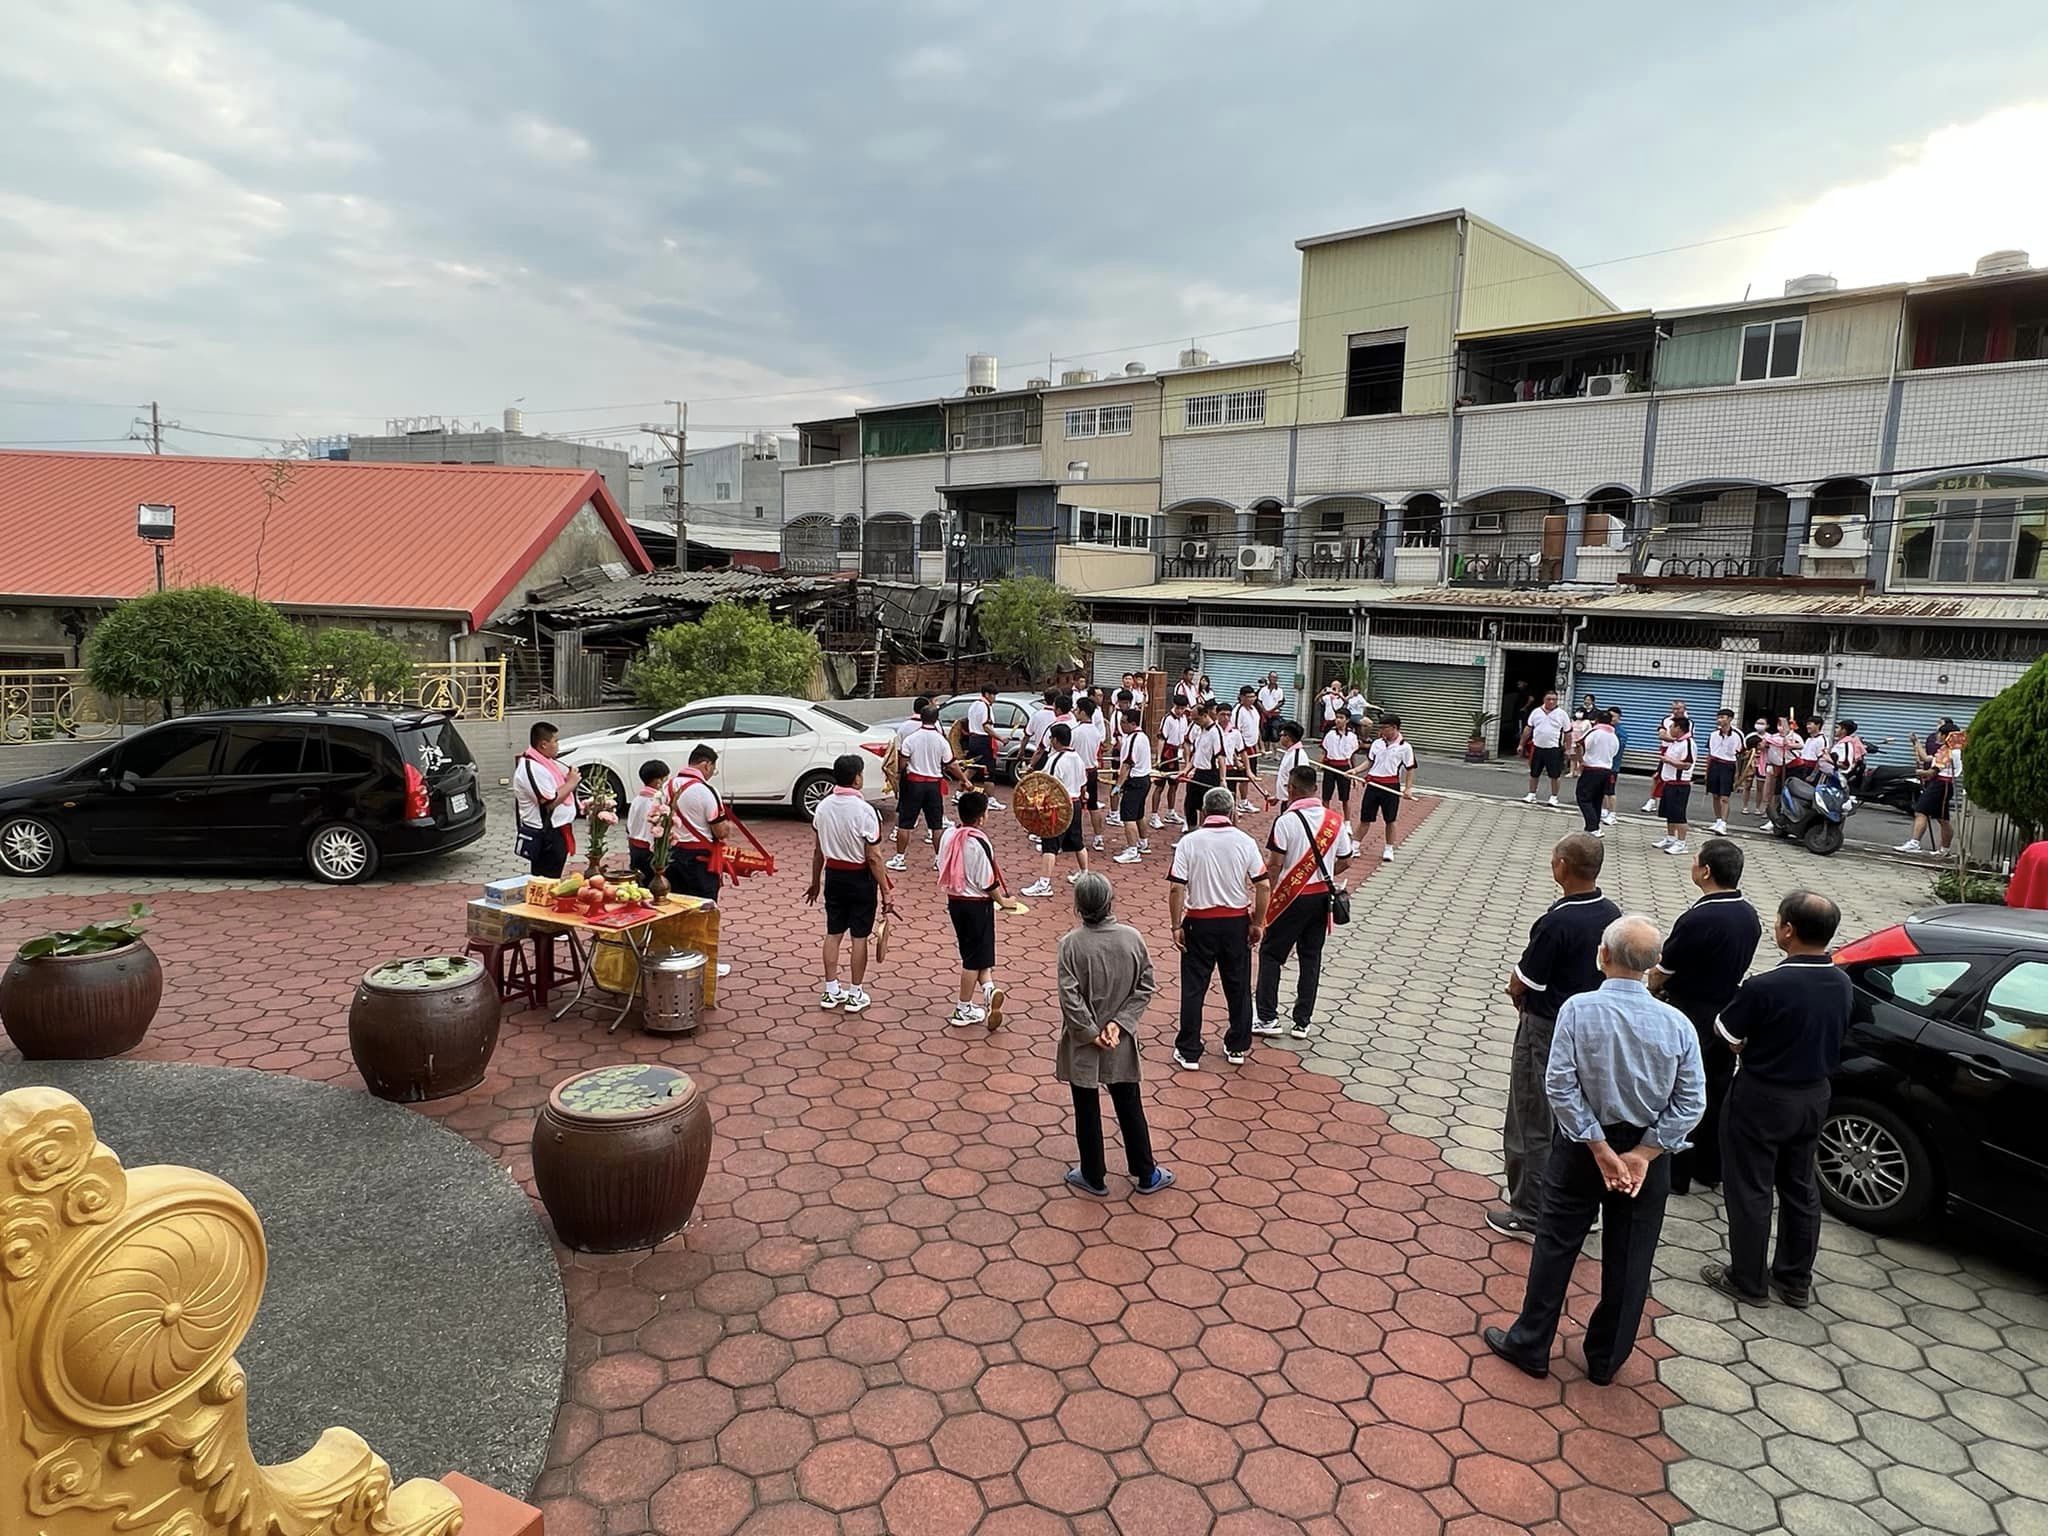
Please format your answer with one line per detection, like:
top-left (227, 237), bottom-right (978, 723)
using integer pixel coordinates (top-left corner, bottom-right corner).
top-left (509, 112), bottom-right (593, 165)
top-left (895, 44), bottom-right (968, 81)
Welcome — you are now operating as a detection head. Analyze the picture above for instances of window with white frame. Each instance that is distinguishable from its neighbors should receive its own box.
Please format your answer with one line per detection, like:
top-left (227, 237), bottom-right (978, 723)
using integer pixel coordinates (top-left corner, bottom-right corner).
top-left (1074, 509), bottom-right (1153, 550)
top-left (1183, 388), bottom-right (1264, 430)
top-left (1097, 402), bottom-right (1132, 435)
top-left (1064, 407), bottom-right (1098, 439)
top-left (1894, 493), bottom-right (2048, 584)
top-left (1739, 318), bottom-right (1803, 382)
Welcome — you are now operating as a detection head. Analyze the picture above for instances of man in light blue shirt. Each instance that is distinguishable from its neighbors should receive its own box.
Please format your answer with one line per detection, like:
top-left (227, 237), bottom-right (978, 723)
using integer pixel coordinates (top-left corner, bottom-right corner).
top-left (1483, 913), bottom-right (1705, 1386)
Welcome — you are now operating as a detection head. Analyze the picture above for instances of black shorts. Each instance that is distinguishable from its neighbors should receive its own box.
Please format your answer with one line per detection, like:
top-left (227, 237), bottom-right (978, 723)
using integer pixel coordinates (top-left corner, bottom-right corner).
top-left (1529, 744), bottom-right (1564, 780)
top-left (1363, 782), bottom-right (1400, 828)
top-left (1706, 760), bottom-right (1736, 797)
top-left (1041, 803), bottom-right (1084, 856)
top-left (1083, 768), bottom-right (1101, 810)
top-left (897, 777), bottom-right (945, 832)
top-left (1915, 779), bottom-right (1952, 819)
top-left (823, 866), bottom-right (878, 939)
top-left (667, 848), bottom-right (720, 900)
top-left (970, 735), bottom-right (998, 776)
top-left (1658, 782), bottom-right (1692, 825)
top-left (947, 896), bottom-right (997, 971)
top-left (1322, 767), bottom-right (1353, 803)
top-left (1119, 775), bottom-right (1151, 825)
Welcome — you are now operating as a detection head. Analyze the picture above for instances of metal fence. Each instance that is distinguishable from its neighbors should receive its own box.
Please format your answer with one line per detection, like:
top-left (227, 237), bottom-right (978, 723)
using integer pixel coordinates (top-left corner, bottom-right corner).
top-left (0, 659), bottom-right (507, 744)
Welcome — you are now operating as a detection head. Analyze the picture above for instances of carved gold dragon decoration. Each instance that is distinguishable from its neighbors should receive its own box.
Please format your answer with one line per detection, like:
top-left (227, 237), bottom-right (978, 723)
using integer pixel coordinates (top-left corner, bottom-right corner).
top-left (1, 1086), bottom-right (461, 1536)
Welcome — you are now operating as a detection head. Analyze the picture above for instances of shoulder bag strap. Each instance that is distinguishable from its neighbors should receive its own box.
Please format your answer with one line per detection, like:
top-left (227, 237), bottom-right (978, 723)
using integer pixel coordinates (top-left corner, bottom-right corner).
top-left (1295, 809), bottom-right (1336, 889)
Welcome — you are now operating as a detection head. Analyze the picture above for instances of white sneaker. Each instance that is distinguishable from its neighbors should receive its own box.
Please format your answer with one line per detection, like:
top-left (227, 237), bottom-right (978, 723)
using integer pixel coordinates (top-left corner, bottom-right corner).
top-left (1149, 814), bottom-right (1164, 830)
top-left (1065, 872), bottom-right (1083, 884)
top-left (1894, 839), bottom-right (1922, 853)
top-left (985, 798), bottom-right (1005, 811)
top-left (843, 988), bottom-right (872, 1014)
top-left (1113, 848), bottom-right (1143, 864)
top-left (821, 986), bottom-right (844, 1010)
top-left (1547, 795), bottom-right (1560, 807)
top-left (1601, 810), bottom-right (1616, 825)
top-left (1761, 820), bottom-right (1776, 833)
top-left (1592, 828), bottom-right (1605, 839)
top-left (1665, 840), bottom-right (1688, 856)
top-left (1237, 800), bottom-right (1257, 813)
top-left (1654, 836), bottom-right (1674, 850)
top-left (1642, 800), bottom-right (1660, 814)
top-left (1020, 879), bottom-right (1053, 897)
top-left (1172, 1051), bottom-right (1200, 1071)
top-left (1381, 846), bottom-right (1394, 863)
top-left (1711, 819), bottom-right (1727, 834)
top-left (1523, 793), bottom-right (1538, 804)
top-left (949, 1003), bottom-right (986, 1027)
top-left (1167, 811), bottom-right (1186, 827)
top-left (885, 853), bottom-right (908, 872)
top-left (1139, 840), bottom-right (1152, 853)
top-left (1091, 836), bottom-right (1105, 852)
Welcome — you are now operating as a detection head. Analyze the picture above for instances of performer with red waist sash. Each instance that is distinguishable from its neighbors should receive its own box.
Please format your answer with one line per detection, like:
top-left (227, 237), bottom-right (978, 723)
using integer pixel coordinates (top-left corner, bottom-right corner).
top-left (1361, 716), bottom-right (1417, 863)
top-left (808, 753), bottom-right (892, 1015)
top-left (1168, 786), bottom-right (1270, 1069)
top-left (662, 744), bottom-right (732, 898)
top-left (1254, 763), bottom-right (1357, 1041)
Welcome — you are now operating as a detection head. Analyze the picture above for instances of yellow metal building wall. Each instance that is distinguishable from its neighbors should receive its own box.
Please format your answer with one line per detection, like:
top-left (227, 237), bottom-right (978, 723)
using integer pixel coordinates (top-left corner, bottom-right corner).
top-left (1160, 358), bottom-right (1304, 436)
top-left (1295, 221), bottom-right (1460, 424)
top-left (1458, 218), bottom-right (1616, 336)
top-left (1042, 379), bottom-right (1163, 483)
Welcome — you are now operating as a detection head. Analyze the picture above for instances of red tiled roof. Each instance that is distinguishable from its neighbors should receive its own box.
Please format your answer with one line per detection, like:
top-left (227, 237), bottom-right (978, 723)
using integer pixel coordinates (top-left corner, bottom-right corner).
top-left (0, 450), bottom-right (652, 626)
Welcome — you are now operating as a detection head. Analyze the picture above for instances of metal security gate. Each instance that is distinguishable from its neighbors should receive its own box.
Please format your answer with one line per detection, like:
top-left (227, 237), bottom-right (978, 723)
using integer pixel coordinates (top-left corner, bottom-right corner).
top-left (1089, 643), bottom-right (1144, 691)
top-left (1201, 649), bottom-right (1286, 711)
top-left (1367, 660), bottom-right (1484, 755)
top-left (1836, 691), bottom-right (1986, 767)
top-left (1575, 673), bottom-right (1726, 772)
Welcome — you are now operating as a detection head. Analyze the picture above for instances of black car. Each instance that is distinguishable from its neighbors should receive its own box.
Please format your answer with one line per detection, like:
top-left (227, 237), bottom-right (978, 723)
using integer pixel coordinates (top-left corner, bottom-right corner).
top-left (1825, 905), bottom-right (2048, 1238)
top-left (0, 706), bottom-right (487, 884)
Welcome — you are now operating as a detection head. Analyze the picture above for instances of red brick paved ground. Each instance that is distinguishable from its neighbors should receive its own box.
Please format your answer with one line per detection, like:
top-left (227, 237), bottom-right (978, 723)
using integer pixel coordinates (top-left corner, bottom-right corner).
top-left (1, 798), bottom-right (1688, 1535)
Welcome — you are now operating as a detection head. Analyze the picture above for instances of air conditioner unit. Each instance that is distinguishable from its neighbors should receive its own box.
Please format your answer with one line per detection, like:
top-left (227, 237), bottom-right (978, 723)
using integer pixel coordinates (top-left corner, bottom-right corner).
top-left (1311, 540), bottom-right (1345, 560)
top-left (1469, 511), bottom-right (1504, 534)
top-left (950, 433), bottom-right (967, 450)
top-left (1179, 539), bottom-right (1210, 561)
top-left (1237, 544), bottom-right (1281, 572)
top-left (1580, 372), bottom-right (1634, 398)
top-left (1802, 516), bottom-right (1871, 560)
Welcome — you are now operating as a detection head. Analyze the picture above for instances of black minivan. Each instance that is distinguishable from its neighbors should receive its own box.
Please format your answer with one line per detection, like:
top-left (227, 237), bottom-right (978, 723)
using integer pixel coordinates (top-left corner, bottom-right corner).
top-left (0, 706), bottom-right (486, 883)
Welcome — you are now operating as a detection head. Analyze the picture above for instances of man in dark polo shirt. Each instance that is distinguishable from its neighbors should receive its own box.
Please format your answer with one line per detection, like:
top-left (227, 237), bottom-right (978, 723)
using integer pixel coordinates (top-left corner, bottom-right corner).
top-left (1488, 833), bottom-right (1622, 1239)
top-left (1649, 838), bottom-right (1762, 1195)
top-left (1700, 890), bottom-right (1851, 1308)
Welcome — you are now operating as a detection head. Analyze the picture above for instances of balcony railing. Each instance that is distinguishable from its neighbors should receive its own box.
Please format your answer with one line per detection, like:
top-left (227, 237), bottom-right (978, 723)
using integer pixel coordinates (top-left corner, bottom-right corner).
top-left (1297, 533), bottom-right (1382, 583)
top-left (0, 660), bottom-right (508, 745)
top-left (1159, 550), bottom-right (1242, 581)
top-left (1631, 531), bottom-right (1787, 581)
top-left (1447, 550), bottom-right (1557, 588)
top-left (945, 544), bottom-right (1017, 583)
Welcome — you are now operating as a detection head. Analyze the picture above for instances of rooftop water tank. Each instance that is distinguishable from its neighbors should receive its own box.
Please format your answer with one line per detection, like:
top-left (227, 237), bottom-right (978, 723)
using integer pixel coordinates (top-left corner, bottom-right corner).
top-left (1178, 347), bottom-right (1212, 369)
top-left (965, 353), bottom-right (999, 393)
top-left (503, 406), bottom-right (525, 434)
top-left (751, 431), bottom-right (779, 458)
top-left (1783, 274), bottom-right (1839, 297)
top-left (1059, 368), bottom-right (1098, 386)
top-left (1976, 249), bottom-right (2031, 277)
top-left (1124, 361), bottom-right (1147, 375)
top-left (1026, 377), bottom-right (1052, 389)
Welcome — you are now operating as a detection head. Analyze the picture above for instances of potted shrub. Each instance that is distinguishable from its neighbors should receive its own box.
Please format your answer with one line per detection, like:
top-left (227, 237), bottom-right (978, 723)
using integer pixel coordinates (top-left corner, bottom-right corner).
top-left (1465, 709), bottom-right (1498, 763)
top-left (1, 903), bottom-right (162, 1059)
top-left (347, 954), bottom-right (501, 1102)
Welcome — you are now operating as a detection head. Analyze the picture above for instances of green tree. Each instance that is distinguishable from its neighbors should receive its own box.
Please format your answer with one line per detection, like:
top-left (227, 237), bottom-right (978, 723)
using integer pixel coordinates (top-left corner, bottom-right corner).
top-left (1957, 655), bottom-right (2048, 834)
top-left (976, 576), bottom-right (1091, 683)
top-left (627, 602), bottom-right (821, 710)
top-left (302, 628), bottom-right (415, 701)
top-left (84, 586), bottom-right (304, 713)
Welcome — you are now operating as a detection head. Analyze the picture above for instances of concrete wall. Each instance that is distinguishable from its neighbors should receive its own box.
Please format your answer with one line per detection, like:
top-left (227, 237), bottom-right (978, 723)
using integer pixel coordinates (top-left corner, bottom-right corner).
top-left (347, 431), bottom-right (632, 512)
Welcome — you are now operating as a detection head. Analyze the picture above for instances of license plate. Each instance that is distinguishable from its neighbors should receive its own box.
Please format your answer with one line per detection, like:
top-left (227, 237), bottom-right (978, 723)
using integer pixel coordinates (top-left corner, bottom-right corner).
top-left (448, 793), bottom-right (470, 815)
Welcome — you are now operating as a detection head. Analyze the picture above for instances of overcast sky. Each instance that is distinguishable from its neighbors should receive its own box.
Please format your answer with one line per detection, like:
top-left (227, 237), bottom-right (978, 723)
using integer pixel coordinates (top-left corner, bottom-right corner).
top-left (3, 0), bottom-right (2046, 457)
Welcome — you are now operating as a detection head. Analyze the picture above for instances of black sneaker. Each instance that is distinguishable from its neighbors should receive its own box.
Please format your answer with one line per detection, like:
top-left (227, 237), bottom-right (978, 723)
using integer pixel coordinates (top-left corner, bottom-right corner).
top-left (1224, 1049), bottom-right (1248, 1065)
top-left (1770, 1279), bottom-right (1813, 1310)
top-left (1250, 1018), bottom-right (1283, 1037)
top-left (1289, 1020), bottom-right (1313, 1039)
top-left (1699, 1263), bottom-right (1769, 1305)
top-left (1485, 1208), bottom-right (1536, 1241)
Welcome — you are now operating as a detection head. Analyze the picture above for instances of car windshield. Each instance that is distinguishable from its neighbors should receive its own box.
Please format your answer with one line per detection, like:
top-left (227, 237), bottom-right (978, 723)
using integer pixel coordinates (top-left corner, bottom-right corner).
top-left (396, 717), bottom-right (475, 773)
top-left (810, 705), bottom-right (869, 732)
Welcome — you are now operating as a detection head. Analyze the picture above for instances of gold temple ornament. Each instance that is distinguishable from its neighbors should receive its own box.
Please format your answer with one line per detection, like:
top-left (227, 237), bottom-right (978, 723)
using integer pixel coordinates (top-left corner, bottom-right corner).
top-left (1, 1085), bottom-right (462, 1536)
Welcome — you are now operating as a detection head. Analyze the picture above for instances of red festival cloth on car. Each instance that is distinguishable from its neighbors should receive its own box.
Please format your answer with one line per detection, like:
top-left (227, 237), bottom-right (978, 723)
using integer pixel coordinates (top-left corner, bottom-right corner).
top-left (2008, 842), bottom-right (2048, 910)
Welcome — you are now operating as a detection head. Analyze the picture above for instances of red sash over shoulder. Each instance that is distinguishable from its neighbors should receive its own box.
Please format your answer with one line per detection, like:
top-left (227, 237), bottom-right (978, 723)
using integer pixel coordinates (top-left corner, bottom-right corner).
top-left (1267, 804), bottom-right (1343, 923)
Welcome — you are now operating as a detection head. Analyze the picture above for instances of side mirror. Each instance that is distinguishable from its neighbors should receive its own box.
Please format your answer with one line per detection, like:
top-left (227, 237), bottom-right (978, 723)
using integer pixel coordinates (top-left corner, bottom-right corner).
top-left (631, 729), bottom-right (650, 744)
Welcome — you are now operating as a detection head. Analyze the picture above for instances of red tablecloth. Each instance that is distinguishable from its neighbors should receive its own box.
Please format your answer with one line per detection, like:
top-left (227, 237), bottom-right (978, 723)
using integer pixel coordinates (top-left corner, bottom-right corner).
top-left (2008, 841), bottom-right (2048, 909)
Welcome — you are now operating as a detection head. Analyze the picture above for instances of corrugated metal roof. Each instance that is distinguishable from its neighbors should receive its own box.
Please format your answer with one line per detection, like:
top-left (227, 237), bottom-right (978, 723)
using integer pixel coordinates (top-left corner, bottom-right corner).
top-left (0, 450), bottom-right (649, 625)
top-left (517, 565), bottom-right (829, 623)
top-left (1456, 311), bottom-right (1655, 342)
top-left (1578, 588), bottom-right (2048, 623)
top-left (1295, 208), bottom-right (1465, 250)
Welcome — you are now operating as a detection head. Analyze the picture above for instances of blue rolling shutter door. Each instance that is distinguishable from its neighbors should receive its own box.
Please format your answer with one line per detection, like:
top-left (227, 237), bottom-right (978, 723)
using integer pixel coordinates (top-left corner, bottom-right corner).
top-left (1201, 650), bottom-right (1281, 711)
top-left (1574, 674), bottom-right (1726, 772)
top-left (1835, 692), bottom-right (1985, 769)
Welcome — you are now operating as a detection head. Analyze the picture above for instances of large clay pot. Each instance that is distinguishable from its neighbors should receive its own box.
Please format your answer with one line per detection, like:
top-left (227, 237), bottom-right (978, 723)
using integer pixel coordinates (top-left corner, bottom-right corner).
top-left (347, 955), bottom-right (501, 1103)
top-left (532, 1064), bottom-right (713, 1252)
top-left (0, 941), bottom-right (163, 1059)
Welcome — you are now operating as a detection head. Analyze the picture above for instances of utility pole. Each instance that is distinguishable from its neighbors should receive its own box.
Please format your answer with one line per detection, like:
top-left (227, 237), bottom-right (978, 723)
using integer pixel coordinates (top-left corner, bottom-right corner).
top-left (640, 403), bottom-right (688, 569)
top-left (129, 401), bottom-right (177, 454)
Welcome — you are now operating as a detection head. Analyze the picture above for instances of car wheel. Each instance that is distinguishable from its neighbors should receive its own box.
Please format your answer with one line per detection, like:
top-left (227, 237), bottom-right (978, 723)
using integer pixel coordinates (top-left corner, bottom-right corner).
top-left (577, 763), bottom-right (619, 803)
top-left (795, 772), bottom-right (833, 821)
top-left (0, 814), bottom-right (65, 877)
top-left (1803, 819), bottom-right (1844, 855)
top-left (1817, 1098), bottom-right (1937, 1231)
top-left (306, 822), bottom-right (381, 884)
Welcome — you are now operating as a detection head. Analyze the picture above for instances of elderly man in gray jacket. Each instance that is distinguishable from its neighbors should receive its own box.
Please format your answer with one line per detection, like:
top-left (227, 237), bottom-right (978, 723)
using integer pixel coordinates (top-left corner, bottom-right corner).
top-left (1057, 873), bottom-right (1176, 1198)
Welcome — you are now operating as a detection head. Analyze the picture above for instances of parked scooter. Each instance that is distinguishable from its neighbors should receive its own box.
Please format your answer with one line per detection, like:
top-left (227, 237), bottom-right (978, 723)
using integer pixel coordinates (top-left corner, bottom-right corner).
top-left (1767, 765), bottom-right (1851, 855)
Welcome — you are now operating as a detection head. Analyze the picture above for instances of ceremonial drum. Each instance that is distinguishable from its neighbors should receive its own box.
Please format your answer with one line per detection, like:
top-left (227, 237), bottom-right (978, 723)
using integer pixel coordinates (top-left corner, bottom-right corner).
top-left (1011, 770), bottom-right (1076, 839)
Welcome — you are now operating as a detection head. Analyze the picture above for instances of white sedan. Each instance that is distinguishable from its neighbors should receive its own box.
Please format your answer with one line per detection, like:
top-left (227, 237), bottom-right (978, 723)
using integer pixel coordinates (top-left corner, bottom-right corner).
top-left (556, 696), bottom-right (894, 819)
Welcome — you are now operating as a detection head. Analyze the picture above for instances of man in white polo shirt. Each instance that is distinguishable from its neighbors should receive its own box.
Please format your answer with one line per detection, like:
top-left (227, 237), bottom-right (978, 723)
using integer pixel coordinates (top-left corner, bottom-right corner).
top-left (1705, 709), bottom-right (1743, 834)
top-left (1361, 714), bottom-right (1416, 863)
top-left (962, 684), bottom-right (1006, 811)
top-left (1523, 689), bottom-right (1570, 807)
top-left (1111, 707), bottom-right (1153, 864)
top-left (1257, 672), bottom-right (1286, 745)
top-left (1020, 723), bottom-right (1092, 898)
top-left (889, 705), bottom-right (967, 872)
top-left (1168, 787), bottom-right (1270, 1069)
top-left (1071, 698), bottom-right (1108, 852)
top-left (1152, 698), bottom-right (1192, 830)
top-left (1254, 762), bottom-right (1356, 1040)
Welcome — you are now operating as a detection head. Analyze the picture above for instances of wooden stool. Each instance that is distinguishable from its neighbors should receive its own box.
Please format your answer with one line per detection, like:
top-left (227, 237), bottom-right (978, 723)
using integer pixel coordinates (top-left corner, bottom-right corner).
top-left (464, 939), bottom-right (538, 1010)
